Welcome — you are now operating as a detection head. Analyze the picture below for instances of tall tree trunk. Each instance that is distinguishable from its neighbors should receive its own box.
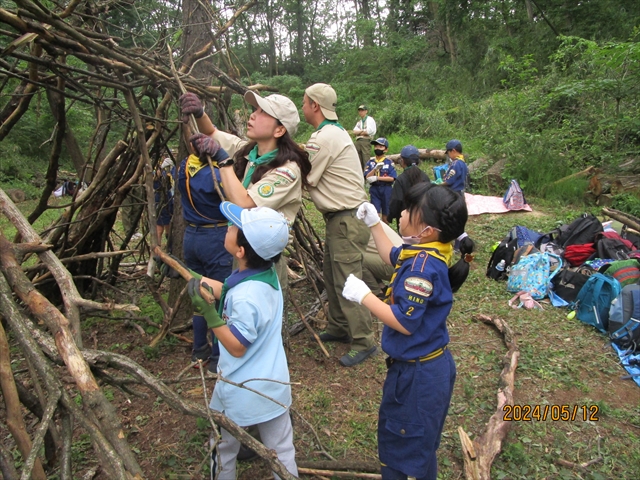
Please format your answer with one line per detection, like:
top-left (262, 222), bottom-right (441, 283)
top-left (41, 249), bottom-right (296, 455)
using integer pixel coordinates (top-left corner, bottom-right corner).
top-left (445, 11), bottom-right (457, 65)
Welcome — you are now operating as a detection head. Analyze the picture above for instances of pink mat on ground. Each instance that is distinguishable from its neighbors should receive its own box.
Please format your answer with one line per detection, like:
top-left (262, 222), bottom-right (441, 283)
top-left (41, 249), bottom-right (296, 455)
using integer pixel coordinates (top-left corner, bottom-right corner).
top-left (464, 193), bottom-right (532, 216)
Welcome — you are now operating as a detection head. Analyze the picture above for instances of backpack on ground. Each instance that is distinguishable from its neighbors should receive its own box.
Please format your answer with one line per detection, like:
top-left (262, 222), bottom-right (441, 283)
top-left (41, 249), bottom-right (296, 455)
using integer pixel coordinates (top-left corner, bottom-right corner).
top-left (599, 259), bottom-right (640, 287)
top-left (506, 252), bottom-right (562, 299)
top-left (595, 231), bottom-right (633, 260)
top-left (551, 267), bottom-right (592, 303)
top-left (608, 284), bottom-right (640, 352)
top-left (555, 214), bottom-right (603, 248)
top-left (486, 229), bottom-right (518, 281)
top-left (573, 273), bottom-right (622, 333)
top-left (503, 179), bottom-right (526, 210)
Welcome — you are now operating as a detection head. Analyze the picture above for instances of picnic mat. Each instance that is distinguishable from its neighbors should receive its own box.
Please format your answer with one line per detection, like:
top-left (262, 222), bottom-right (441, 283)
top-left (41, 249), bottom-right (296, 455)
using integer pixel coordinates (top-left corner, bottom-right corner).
top-left (464, 192), bottom-right (532, 216)
top-left (612, 343), bottom-right (640, 387)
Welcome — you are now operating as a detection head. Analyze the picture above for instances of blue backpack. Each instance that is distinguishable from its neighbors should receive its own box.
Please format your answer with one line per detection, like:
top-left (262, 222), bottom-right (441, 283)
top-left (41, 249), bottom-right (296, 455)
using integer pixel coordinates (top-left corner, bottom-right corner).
top-left (608, 284), bottom-right (640, 352)
top-left (506, 252), bottom-right (562, 299)
top-left (574, 273), bottom-right (622, 333)
top-left (433, 164), bottom-right (448, 182)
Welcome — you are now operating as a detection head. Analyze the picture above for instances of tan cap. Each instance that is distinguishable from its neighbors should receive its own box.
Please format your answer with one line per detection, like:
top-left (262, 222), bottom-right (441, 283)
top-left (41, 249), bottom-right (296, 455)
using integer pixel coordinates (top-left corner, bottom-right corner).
top-left (244, 91), bottom-right (300, 137)
top-left (305, 83), bottom-right (338, 121)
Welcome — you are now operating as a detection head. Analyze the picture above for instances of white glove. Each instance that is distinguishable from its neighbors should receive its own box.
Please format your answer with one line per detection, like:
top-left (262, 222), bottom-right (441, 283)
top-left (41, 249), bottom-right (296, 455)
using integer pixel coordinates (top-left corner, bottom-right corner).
top-left (342, 274), bottom-right (372, 304)
top-left (366, 176), bottom-right (377, 184)
top-left (375, 162), bottom-right (385, 168)
top-left (357, 202), bottom-right (380, 227)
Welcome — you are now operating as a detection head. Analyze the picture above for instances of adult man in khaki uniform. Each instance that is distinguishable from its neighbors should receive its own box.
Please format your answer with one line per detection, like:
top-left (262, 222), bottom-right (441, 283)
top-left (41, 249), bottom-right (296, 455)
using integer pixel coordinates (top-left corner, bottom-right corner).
top-left (352, 105), bottom-right (376, 170)
top-left (302, 83), bottom-right (377, 367)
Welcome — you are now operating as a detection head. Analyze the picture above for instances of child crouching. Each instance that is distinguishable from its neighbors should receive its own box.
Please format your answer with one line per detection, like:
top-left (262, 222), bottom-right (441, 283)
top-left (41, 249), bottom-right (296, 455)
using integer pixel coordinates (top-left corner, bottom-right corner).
top-left (188, 202), bottom-right (297, 480)
top-left (342, 184), bottom-right (469, 480)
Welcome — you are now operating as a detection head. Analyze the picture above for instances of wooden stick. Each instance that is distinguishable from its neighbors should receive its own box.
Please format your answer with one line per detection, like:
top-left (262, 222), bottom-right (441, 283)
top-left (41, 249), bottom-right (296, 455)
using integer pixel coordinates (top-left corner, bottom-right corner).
top-left (297, 468), bottom-right (381, 479)
top-left (550, 166), bottom-right (596, 185)
top-left (290, 294), bottom-right (330, 358)
top-left (152, 245), bottom-right (215, 304)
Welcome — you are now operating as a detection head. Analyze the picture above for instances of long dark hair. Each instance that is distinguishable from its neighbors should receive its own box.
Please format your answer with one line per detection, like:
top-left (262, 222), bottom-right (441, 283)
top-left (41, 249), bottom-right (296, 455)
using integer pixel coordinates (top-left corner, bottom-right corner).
top-left (404, 183), bottom-right (471, 292)
top-left (233, 129), bottom-right (311, 188)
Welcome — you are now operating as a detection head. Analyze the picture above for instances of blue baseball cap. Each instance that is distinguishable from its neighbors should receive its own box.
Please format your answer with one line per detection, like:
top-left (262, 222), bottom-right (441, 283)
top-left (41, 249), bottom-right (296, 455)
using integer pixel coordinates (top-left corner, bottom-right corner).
top-left (220, 202), bottom-right (289, 260)
top-left (400, 145), bottom-right (420, 162)
top-left (370, 137), bottom-right (389, 148)
top-left (445, 139), bottom-right (463, 153)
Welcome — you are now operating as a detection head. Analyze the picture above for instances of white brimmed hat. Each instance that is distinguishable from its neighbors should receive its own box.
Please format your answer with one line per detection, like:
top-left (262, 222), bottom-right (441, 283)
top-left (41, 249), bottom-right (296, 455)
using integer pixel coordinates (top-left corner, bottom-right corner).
top-left (305, 83), bottom-right (338, 121)
top-left (244, 91), bottom-right (300, 137)
top-left (220, 202), bottom-right (289, 260)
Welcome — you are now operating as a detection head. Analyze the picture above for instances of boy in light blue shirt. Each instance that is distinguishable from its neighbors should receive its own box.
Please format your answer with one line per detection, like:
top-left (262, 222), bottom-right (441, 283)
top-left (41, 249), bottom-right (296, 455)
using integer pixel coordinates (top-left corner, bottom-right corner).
top-left (188, 202), bottom-right (297, 480)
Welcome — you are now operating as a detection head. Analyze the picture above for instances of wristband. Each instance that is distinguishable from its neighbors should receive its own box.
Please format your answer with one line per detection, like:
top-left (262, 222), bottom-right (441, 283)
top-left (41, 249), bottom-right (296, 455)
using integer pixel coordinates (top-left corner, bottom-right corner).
top-left (218, 157), bottom-right (234, 168)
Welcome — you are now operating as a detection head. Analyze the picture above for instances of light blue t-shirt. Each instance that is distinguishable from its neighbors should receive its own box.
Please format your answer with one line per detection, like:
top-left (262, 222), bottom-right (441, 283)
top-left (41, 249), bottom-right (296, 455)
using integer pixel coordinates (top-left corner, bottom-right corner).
top-left (209, 275), bottom-right (291, 426)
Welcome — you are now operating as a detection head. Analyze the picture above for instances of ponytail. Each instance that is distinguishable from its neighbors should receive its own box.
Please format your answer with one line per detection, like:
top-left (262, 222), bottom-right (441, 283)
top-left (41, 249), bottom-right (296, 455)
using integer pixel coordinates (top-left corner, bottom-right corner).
top-left (448, 234), bottom-right (475, 293)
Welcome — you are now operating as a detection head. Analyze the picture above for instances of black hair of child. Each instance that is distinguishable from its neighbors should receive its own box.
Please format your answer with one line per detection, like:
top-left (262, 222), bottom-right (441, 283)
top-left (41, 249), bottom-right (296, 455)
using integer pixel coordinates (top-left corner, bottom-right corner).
top-left (401, 157), bottom-right (426, 189)
top-left (236, 229), bottom-right (282, 269)
top-left (404, 183), bottom-right (471, 292)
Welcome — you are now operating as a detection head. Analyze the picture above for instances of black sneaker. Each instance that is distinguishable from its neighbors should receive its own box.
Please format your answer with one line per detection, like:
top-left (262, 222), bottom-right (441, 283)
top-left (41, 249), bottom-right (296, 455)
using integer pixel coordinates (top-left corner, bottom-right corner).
top-left (207, 356), bottom-right (219, 374)
top-left (191, 344), bottom-right (212, 369)
top-left (339, 346), bottom-right (378, 367)
top-left (315, 331), bottom-right (352, 343)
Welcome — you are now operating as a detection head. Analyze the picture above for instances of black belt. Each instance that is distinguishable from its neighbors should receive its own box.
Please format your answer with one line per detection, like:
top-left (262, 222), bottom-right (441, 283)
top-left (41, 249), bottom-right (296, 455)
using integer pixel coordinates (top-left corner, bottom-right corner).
top-left (187, 221), bottom-right (228, 228)
top-left (323, 208), bottom-right (358, 222)
top-left (385, 346), bottom-right (447, 369)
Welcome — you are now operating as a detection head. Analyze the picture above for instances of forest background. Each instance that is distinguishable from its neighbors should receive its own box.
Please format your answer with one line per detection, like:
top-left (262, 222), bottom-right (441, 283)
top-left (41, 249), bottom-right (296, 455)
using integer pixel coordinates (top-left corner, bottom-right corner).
top-left (1, 0), bottom-right (639, 207)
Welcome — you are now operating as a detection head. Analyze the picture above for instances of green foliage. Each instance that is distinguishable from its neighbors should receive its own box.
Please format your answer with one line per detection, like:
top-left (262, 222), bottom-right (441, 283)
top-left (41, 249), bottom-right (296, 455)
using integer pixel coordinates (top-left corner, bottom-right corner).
top-left (612, 193), bottom-right (640, 217)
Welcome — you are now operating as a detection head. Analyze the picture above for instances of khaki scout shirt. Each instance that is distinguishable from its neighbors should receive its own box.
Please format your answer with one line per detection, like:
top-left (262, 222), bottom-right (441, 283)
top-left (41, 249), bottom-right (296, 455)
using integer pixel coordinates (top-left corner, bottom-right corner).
top-left (305, 124), bottom-right (368, 214)
top-left (213, 129), bottom-right (303, 224)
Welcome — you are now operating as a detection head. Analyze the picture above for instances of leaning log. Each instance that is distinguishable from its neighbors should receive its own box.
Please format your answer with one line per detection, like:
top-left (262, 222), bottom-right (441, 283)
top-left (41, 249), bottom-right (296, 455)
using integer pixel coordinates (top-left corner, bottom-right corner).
top-left (602, 207), bottom-right (640, 231)
top-left (458, 314), bottom-right (519, 480)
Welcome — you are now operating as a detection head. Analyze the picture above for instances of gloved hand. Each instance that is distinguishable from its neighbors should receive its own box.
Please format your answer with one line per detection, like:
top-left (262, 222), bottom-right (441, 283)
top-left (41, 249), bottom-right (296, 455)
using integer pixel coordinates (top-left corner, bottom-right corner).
top-left (188, 278), bottom-right (225, 328)
top-left (357, 202), bottom-right (380, 227)
top-left (179, 93), bottom-right (204, 123)
top-left (342, 274), bottom-right (372, 304)
top-left (156, 254), bottom-right (202, 280)
top-left (375, 162), bottom-right (385, 168)
top-left (366, 176), bottom-right (377, 184)
top-left (190, 133), bottom-right (221, 158)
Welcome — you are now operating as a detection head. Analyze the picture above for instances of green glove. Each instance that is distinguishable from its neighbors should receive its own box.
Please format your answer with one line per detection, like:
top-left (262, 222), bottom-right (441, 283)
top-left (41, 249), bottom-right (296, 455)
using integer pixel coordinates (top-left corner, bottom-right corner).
top-left (188, 278), bottom-right (224, 328)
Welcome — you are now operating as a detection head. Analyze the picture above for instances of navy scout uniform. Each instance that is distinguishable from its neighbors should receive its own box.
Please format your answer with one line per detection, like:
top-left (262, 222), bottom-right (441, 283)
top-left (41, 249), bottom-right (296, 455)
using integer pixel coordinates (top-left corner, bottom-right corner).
top-left (364, 157), bottom-right (397, 216)
top-left (176, 152), bottom-right (233, 361)
top-left (213, 129), bottom-right (303, 287)
top-left (379, 242), bottom-right (457, 480)
top-left (444, 154), bottom-right (468, 194)
top-left (305, 122), bottom-right (375, 352)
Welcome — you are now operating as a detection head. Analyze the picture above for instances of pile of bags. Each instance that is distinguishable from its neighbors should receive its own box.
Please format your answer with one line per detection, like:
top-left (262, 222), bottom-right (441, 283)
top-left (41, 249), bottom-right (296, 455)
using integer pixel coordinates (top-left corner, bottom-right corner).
top-left (486, 213), bottom-right (640, 353)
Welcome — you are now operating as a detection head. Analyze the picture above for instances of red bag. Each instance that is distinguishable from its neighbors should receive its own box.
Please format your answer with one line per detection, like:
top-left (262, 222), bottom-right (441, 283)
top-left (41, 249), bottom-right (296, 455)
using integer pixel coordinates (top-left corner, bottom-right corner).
top-left (564, 243), bottom-right (596, 267)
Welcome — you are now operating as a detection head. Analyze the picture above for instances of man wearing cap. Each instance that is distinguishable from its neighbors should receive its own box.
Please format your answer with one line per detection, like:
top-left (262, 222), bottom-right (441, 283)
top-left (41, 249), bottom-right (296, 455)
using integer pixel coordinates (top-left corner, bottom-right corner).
top-left (443, 139), bottom-right (468, 195)
top-left (352, 105), bottom-right (377, 170)
top-left (302, 83), bottom-right (378, 367)
top-left (364, 137), bottom-right (396, 225)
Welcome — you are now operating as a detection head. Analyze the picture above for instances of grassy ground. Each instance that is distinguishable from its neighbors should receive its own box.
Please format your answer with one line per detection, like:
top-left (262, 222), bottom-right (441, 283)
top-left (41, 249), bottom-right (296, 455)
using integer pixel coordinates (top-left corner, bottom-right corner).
top-left (1, 183), bottom-right (639, 479)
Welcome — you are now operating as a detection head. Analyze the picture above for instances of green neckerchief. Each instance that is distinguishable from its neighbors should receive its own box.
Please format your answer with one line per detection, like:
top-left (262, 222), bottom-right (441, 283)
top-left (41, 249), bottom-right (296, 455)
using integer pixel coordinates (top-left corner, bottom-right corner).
top-left (316, 119), bottom-right (344, 131)
top-left (360, 115), bottom-right (368, 130)
top-left (217, 266), bottom-right (279, 315)
top-left (243, 145), bottom-right (278, 188)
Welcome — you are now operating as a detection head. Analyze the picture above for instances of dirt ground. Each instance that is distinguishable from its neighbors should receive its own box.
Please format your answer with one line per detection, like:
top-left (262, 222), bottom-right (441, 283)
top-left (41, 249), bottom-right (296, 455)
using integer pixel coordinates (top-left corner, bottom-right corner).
top-left (3, 207), bottom-right (640, 479)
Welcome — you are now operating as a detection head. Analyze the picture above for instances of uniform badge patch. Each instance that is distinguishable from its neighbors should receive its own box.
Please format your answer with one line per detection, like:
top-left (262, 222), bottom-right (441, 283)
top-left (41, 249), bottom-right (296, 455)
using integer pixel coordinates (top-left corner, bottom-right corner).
top-left (257, 183), bottom-right (275, 197)
top-left (305, 142), bottom-right (320, 153)
top-left (404, 277), bottom-right (433, 298)
top-left (275, 167), bottom-right (297, 182)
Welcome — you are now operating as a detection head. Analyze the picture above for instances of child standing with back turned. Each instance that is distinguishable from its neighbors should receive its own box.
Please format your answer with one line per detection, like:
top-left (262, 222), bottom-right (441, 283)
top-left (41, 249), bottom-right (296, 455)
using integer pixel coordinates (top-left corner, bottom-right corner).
top-left (187, 202), bottom-right (297, 480)
top-left (342, 183), bottom-right (470, 480)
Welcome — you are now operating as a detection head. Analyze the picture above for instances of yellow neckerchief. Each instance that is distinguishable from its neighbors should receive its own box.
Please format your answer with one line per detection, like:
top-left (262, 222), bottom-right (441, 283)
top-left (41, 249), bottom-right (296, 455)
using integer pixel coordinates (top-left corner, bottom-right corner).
top-left (185, 154), bottom-right (219, 222)
top-left (374, 155), bottom-right (386, 173)
top-left (451, 153), bottom-right (465, 162)
top-left (384, 241), bottom-right (453, 304)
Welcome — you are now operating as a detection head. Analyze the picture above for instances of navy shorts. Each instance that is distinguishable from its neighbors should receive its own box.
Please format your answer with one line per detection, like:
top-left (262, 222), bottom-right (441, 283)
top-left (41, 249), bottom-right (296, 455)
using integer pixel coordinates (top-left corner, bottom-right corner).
top-left (370, 185), bottom-right (393, 216)
top-left (378, 349), bottom-right (456, 479)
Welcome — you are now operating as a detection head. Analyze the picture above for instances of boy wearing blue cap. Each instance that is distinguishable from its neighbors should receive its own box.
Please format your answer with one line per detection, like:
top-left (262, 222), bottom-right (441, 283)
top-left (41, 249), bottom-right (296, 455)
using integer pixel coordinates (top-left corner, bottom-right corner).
top-left (364, 137), bottom-right (397, 225)
top-left (187, 202), bottom-right (297, 480)
top-left (443, 139), bottom-right (468, 195)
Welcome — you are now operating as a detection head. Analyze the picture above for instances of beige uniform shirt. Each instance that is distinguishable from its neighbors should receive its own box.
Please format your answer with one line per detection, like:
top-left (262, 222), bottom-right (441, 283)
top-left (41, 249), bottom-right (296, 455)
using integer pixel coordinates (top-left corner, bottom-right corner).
top-left (305, 124), bottom-right (368, 214)
top-left (213, 129), bottom-right (303, 224)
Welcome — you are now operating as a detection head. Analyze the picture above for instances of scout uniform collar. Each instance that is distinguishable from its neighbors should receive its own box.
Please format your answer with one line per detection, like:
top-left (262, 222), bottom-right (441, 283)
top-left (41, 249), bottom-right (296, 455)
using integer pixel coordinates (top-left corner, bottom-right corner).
top-left (243, 146), bottom-right (279, 188)
top-left (360, 115), bottom-right (368, 129)
top-left (217, 265), bottom-right (279, 315)
top-left (384, 242), bottom-right (453, 303)
top-left (316, 119), bottom-right (344, 131)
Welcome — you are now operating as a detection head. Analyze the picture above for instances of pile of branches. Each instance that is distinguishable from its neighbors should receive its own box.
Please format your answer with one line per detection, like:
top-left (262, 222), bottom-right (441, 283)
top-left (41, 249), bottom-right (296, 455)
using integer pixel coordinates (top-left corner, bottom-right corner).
top-left (0, 1), bottom-right (326, 478)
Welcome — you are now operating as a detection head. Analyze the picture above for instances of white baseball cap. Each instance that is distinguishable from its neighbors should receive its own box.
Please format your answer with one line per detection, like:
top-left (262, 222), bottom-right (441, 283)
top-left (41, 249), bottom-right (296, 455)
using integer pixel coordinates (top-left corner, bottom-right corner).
top-left (161, 158), bottom-right (174, 169)
top-left (244, 91), bottom-right (300, 137)
top-left (220, 202), bottom-right (289, 260)
top-left (304, 83), bottom-right (338, 121)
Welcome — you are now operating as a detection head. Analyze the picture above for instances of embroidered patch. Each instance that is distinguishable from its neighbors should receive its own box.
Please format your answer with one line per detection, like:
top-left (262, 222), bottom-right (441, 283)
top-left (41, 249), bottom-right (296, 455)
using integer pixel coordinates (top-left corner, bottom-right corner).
top-left (305, 142), bottom-right (320, 153)
top-left (404, 277), bottom-right (433, 298)
top-left (274, 167), bottom-right (296, 182)
top-left (257, 183), bottom-right (275, 197)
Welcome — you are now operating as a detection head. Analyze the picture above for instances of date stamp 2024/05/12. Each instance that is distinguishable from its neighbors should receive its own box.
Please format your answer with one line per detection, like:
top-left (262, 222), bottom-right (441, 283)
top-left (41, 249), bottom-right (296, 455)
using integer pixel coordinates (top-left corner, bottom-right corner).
top-left (503, 404), bottom-right (600, 422)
